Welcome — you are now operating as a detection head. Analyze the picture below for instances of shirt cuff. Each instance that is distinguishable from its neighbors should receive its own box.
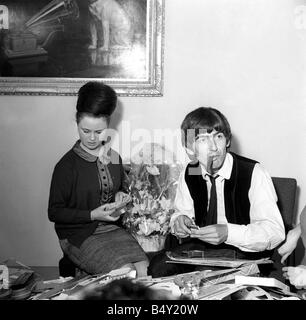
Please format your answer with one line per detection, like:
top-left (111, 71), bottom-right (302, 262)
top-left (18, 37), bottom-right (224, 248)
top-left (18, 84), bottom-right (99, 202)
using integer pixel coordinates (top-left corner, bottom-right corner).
top-left (225, 223), bottom-right (246, 247)
top-left (225, 223), bottom-right (272, 252)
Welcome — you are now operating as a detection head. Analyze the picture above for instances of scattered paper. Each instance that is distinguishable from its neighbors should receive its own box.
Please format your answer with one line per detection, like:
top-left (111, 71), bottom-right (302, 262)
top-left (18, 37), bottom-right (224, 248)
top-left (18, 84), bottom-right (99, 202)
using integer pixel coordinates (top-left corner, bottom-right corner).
top-left (235, 275), bottom-right (290, 292)
top-left (166, 251), bottom-right (272, 268)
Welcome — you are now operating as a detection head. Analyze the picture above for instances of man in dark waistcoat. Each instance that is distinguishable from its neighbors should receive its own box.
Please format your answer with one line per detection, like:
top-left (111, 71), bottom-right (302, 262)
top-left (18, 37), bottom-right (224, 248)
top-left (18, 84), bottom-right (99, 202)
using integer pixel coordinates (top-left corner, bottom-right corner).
top-left (148, 107), bottom-right (285, 280)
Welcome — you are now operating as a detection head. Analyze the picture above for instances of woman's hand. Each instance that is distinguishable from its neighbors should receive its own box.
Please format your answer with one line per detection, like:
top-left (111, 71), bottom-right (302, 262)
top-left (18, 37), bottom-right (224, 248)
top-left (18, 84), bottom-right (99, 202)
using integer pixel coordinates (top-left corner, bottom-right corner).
top-left (278, 225), bottom-right (301, 264)
top-left (115, 191), bottom-right (131, 204)
top-left (91, 192), bottom-right (131, 222)
top-left (90, 203), bottom-right (119, 222)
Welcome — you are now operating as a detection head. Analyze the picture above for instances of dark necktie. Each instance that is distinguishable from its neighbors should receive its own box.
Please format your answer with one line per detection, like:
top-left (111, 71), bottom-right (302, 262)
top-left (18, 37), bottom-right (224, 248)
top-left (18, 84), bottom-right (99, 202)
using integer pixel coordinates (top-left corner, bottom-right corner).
top-left (205, 175), bottom-right (218, 225)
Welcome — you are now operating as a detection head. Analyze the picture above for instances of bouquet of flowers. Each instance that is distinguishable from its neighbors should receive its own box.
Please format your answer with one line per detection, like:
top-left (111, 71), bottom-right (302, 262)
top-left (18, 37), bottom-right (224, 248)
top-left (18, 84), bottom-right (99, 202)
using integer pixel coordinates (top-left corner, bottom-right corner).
top-left (122, 143), bottom-right (183, 252)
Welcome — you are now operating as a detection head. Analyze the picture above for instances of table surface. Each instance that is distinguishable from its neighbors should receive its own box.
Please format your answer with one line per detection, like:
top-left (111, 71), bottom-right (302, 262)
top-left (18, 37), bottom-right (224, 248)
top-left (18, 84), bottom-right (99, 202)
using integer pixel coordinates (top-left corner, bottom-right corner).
top-left (9, 266), bottom-right (304, 300)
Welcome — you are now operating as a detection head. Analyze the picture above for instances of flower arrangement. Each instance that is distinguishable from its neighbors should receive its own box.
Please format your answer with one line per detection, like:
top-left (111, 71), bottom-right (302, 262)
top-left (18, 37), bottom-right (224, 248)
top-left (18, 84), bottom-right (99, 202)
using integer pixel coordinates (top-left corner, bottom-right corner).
top-left (122, 143), bottom-right (183, 252)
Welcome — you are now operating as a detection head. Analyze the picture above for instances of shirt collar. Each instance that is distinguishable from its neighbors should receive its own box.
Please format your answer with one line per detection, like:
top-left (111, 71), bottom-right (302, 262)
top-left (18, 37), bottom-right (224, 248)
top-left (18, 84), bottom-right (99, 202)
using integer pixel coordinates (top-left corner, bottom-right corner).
top-left (200, 152), bottom-right (233, 180)
top-left (73, 140), bottom-right (112, 165)
top-left (73, 140), bottom-right (97, 162)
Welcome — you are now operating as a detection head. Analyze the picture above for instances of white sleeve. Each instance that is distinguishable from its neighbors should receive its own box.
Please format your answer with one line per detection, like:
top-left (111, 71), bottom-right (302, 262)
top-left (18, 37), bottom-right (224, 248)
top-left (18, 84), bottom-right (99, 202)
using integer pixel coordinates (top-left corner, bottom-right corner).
top-left (225, 163), bottom-right (285, 252)
top-left (169, 168), bottom-right (195, 233)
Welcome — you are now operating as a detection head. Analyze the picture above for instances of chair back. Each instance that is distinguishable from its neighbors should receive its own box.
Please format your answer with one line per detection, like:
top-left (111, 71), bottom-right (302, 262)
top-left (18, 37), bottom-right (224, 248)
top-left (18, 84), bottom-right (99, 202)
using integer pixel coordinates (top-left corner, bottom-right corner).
top-left (272, 177), bottom-right (297, 232)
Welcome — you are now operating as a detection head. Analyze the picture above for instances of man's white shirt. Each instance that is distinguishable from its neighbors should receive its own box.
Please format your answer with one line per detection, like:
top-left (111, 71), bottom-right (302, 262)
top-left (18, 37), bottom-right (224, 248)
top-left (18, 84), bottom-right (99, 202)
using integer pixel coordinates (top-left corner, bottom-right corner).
top-left (170, 153), bottom-right (285, 252)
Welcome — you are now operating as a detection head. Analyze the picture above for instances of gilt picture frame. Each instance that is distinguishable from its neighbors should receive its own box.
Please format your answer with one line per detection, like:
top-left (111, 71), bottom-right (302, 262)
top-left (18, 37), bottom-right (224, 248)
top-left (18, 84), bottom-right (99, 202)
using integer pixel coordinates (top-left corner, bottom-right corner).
top-left (0, 0), bottom-right (164, 96)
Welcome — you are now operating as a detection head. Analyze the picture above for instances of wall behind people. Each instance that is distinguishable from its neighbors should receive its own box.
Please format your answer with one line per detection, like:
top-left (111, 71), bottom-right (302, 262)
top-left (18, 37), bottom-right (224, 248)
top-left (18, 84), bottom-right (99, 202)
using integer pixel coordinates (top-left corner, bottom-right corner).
top-left (0, 0), bottom-right (305, 266)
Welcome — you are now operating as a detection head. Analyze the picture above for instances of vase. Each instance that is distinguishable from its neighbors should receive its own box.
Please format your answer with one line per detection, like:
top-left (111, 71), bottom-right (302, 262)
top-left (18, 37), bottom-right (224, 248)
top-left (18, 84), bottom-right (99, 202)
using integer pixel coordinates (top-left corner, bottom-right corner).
top-left (133, 233), bottom-right (167, 252)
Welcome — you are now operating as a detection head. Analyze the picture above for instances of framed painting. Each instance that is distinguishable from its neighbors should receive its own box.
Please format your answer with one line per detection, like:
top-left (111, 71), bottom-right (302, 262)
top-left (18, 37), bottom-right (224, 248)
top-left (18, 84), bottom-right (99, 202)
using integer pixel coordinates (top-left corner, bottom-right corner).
top-left (0, 0), bottom-right (164, 96)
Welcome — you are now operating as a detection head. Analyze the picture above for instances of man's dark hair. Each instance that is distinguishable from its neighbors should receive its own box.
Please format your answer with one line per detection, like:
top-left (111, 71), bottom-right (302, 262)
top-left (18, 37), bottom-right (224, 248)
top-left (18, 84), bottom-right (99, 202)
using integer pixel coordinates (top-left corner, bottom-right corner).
top-left (180, 107), bottom-right (232, 148)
